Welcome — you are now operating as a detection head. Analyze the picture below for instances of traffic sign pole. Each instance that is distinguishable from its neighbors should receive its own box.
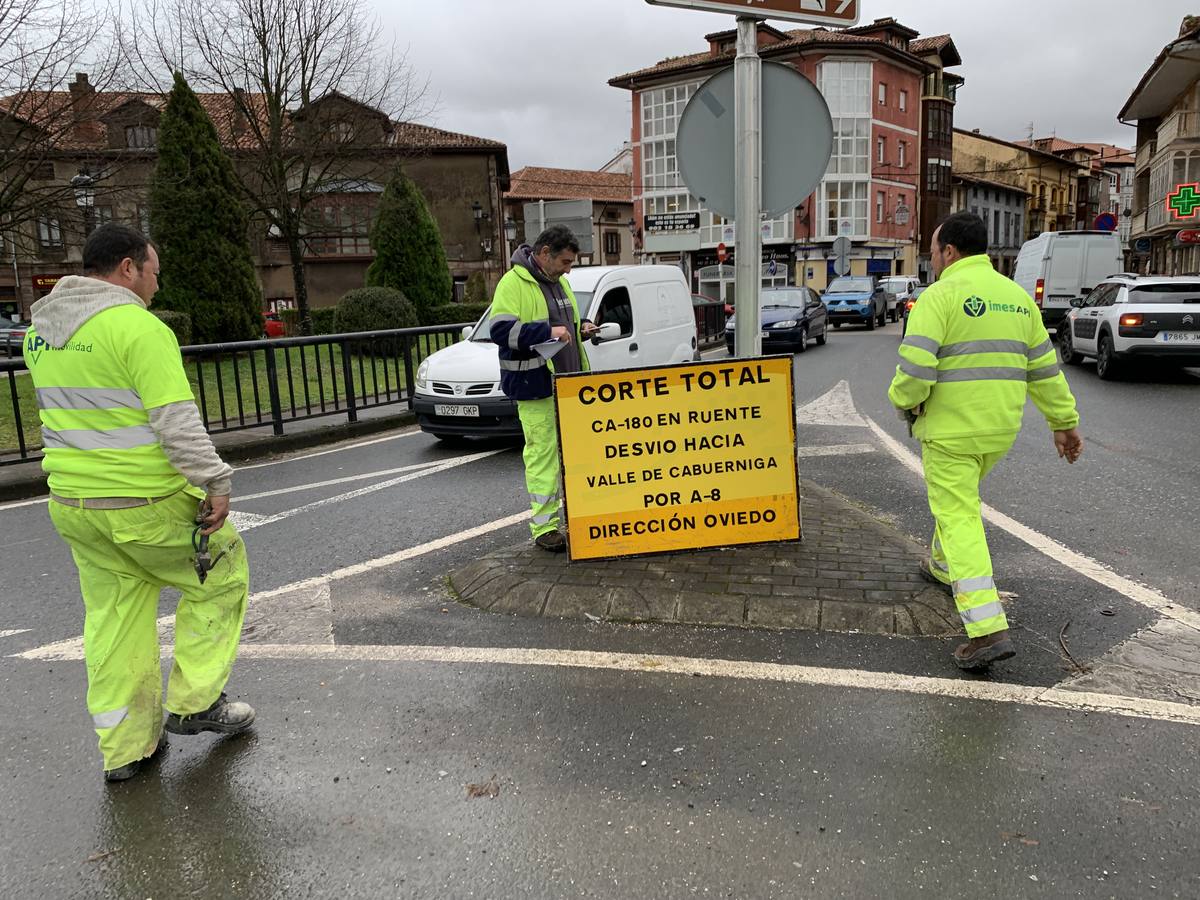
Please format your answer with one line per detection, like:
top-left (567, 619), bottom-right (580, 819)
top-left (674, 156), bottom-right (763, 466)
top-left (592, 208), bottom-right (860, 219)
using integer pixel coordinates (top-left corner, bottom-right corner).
top-left (733, 16), bottom-right (762, 359)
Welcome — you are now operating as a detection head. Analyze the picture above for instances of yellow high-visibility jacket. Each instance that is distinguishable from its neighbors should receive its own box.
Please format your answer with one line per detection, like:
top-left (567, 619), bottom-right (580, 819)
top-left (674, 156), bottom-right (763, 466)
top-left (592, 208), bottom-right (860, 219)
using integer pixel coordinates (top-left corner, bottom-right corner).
top-left (889, 254), bottom-right (1079, 443)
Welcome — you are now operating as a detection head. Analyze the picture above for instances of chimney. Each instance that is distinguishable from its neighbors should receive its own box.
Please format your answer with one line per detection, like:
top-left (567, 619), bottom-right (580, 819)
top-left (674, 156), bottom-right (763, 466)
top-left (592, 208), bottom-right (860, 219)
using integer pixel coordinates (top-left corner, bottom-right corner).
top-left (68, 72), bottom-right (94, 99)
top-left (1181, 14), bottom-right (1199, 36)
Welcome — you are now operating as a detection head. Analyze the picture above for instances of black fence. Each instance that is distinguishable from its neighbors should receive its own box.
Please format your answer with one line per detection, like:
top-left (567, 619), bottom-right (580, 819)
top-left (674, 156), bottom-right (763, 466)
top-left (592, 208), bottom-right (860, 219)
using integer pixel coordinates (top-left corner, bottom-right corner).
top-left (693, 299), bottom-right (727, 348)
top-left (0, 323), bottom-right (471, 467)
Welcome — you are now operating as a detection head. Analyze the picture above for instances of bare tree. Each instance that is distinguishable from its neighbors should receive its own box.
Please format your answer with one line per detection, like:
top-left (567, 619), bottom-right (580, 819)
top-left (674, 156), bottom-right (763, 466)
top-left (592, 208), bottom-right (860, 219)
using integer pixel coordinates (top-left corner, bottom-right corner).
top-left (0, 0), bottom-right (125, 256)
top-left (132, 0), bottom-right (430, 330)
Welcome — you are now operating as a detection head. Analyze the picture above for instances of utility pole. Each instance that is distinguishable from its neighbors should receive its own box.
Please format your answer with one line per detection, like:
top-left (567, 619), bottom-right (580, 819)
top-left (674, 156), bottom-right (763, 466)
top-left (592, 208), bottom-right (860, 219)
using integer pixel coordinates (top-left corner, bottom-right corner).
top-left (733, 16), bottom-right (762, 359)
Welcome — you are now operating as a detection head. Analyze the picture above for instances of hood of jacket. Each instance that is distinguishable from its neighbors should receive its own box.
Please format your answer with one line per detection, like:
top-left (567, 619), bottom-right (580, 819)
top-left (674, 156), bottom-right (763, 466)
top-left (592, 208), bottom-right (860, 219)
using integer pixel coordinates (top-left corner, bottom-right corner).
top-left (510, 244), bottom-right (561, 286)
top-left (29, 275), bottom-right (146, 348)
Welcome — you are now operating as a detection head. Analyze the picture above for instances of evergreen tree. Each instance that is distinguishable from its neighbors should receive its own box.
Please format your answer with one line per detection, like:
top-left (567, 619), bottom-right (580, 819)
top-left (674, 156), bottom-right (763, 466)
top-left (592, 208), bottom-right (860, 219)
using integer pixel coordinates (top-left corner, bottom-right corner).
top-left (365, 166), bottom-right (452, 313)
top-left (148, 72), bottom-right (263, 343)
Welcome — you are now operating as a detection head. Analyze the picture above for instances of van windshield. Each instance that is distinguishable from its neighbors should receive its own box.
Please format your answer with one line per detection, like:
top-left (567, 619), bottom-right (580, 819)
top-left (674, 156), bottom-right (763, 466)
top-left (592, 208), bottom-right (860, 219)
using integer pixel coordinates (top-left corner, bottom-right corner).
top-left (827, 277), bottom-right (873, 293)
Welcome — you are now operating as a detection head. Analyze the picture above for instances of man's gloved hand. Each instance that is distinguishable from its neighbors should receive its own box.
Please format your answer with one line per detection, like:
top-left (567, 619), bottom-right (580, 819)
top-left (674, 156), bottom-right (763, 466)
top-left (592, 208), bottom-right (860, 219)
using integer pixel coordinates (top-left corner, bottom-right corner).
top-left (199, 494), bottom-right (230, 535)
top-left (1054, 428), bottom-right (1084, 464)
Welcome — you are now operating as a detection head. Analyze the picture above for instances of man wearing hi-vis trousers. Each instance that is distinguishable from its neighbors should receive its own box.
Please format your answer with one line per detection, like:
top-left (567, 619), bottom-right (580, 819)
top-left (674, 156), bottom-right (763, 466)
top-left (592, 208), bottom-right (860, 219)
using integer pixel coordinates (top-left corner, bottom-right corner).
top-left (490, 225), bottom-right (596, 552)
top-left (889, 212), bottom-right (1084, 670)
top-left (24, 224), bottom-right (253, 783)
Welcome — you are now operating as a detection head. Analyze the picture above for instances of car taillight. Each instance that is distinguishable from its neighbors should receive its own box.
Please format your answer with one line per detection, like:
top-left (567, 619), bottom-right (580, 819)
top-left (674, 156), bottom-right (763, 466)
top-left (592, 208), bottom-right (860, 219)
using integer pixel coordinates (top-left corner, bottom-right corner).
top-left (1120, 314), bottom-right (1142, 327)
top-left (1034, 279), bottom-right (1044, 307)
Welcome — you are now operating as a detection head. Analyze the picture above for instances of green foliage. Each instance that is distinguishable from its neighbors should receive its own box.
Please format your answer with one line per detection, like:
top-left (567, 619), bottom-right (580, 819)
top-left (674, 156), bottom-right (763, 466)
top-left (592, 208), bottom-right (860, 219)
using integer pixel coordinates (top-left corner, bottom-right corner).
top-left (148, 72), bottom-right (263, 343)
top-left (152, 309), bottom-right (193, 346)
top-left (310, 307), bottom-right (339, 335)
top-left (463, 271), bottom-right (489, 305)
top-left (334, 287), bottom-right (419, 334)
top-left (419, 302), bottom-right (490, 327)
top-left (365, 166), bottom-right (453, 312)
top-left (278, 308), bottom-right (300, 336)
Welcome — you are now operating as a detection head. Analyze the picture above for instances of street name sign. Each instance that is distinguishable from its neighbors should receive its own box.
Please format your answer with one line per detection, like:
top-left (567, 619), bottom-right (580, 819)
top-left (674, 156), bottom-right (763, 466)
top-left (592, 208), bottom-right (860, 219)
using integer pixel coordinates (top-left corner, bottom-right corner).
top-left (555, 357), bottom-right (800, 561)
top-left (644, 0), bottom-right (859, 27)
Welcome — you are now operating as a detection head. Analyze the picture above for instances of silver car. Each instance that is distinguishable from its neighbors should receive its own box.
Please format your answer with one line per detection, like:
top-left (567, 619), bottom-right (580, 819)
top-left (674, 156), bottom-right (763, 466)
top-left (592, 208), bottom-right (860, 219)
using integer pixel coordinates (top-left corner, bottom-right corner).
top-left (0, 316), bottom-right (26, 357)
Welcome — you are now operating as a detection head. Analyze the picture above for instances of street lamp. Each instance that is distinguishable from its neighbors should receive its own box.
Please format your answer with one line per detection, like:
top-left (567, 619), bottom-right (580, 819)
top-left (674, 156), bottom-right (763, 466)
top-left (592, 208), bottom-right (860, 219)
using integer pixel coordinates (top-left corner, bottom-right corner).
top-left (503, 216), bottom-right (518, 243)
top-left (471, 201), bottom-right (484, 232)
top-left (70, 171), bottom-right (96, 235)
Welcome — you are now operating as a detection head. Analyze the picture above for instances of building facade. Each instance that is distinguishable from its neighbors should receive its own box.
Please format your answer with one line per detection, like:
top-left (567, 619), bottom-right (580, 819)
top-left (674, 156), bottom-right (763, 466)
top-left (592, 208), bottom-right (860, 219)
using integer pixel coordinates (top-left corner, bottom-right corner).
top-left (608, 18), bottom-right (962, 299)
top-left (950, 174), bottom-right (1027, 276)
top-left (503, 166), bottom-right (636, 267)
top-left (0, 75), bottom-right (511, 321)
top-left (1123, 17), bottom-right (1200, 275)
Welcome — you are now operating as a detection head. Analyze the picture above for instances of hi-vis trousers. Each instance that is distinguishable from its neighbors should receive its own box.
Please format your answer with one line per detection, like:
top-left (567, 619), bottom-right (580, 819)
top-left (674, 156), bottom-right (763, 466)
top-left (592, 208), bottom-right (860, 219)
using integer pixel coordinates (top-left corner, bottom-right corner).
top-left (921, 438), bottom-right (1012, 639)
top-left (48, 489), bottom-right (249, 772)
top-left (517, 397), bottom-right (562, 538)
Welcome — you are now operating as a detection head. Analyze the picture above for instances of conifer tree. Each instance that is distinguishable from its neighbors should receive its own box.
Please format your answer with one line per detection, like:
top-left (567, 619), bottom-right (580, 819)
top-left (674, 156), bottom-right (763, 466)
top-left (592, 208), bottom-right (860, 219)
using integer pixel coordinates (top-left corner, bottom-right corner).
top-left (149, 72), bottom-right (263, 342)
top-left (365, 166), bottom-right (452, 313)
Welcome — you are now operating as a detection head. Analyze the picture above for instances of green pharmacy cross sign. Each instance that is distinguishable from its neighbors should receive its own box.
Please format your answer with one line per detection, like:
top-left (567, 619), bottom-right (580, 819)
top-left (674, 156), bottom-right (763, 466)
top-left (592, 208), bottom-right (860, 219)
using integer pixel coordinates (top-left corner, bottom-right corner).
top-left (1168, 182), bottom-right (1200, 220)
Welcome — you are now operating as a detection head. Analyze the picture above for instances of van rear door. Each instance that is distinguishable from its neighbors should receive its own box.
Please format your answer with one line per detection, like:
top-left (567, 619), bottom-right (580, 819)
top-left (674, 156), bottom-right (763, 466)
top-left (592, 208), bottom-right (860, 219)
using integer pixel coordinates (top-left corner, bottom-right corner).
top-left (1081, 236), bottom-right (1123, 297)
top-left (1044, 235), bottom-right (1084, 313)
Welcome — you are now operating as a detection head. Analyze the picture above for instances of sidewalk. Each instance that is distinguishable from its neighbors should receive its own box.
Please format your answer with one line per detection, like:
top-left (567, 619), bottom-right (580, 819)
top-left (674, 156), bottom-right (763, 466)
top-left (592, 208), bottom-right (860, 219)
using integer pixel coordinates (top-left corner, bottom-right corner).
top-left (450, 479), bottom-right (959, 636)
top-left (0, 405), bottom-right (416, 502)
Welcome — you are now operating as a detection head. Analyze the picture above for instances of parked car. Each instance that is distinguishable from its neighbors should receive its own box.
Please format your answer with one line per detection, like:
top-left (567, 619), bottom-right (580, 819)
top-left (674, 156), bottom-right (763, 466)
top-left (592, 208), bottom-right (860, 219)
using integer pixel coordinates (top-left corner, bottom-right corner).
top-left (900, 285), bottom-right (928, 336)
top-left (263, 313), bottom-right (287, 338)
top-left (412, 265), bottom-right (700, 441)
top-left (822, 276), bottom-right (887, 330)
top-left (879, 275), bottom-right (920, 323)
top-left (1013, 230), bottom-right (1123, 329)
top-left (0, 316), bottom-right (27, 357)
top-left (724, 286), bottom-right (828, 355)
top-left (1058, 274), bottom-right (1200, 379)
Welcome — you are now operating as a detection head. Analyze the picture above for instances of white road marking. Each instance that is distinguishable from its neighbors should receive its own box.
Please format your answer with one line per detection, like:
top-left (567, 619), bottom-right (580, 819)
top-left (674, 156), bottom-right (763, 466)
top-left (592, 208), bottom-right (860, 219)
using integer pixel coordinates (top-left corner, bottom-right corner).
top-left (17, 511), bottom-right (529, 661)
top-left (796, 443), bottom-right (875, 458)
top-left (236, 459), bottom-right (443, 502)
top-left (231, 449), bottom-right (507, 532)
top-left (865, 416), bottom-right (1200, 632)
top-left (234, 428), bottom-right (422, 470)
top-left (0, 495), bottom-right (47, 512)
top-left (795, 380), bottom-right (868, 427)
top-left (15, 640), bottom-right (1200, 727)
top-left (0, 629), bottom-right (31, 639)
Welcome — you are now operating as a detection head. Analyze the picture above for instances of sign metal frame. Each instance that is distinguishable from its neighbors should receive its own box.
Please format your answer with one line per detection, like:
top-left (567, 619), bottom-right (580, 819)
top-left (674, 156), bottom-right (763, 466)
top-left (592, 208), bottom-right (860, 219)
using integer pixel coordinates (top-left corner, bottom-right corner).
top-left (644, 0), bottom-right (859, 27)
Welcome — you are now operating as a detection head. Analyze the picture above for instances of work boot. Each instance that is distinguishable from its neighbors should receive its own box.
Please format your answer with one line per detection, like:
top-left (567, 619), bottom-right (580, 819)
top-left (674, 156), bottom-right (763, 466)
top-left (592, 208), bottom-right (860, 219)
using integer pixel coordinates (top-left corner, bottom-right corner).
top-left (919, 558), bottom-right (953, 595)
top-left (954, 630), bottom-right (1016, 671)
top-left (165, 693), bottom-right (255, 735)
top-left (104, 734), bottom-right (168, 784)
top-left (534, 530), bottom-right (567, 553)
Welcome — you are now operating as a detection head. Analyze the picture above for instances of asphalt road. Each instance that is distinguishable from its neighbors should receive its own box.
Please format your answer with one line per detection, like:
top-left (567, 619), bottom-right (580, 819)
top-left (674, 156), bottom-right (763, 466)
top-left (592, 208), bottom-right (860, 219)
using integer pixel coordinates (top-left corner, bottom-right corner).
top-left (2, 318), bottom-right (1198, 899)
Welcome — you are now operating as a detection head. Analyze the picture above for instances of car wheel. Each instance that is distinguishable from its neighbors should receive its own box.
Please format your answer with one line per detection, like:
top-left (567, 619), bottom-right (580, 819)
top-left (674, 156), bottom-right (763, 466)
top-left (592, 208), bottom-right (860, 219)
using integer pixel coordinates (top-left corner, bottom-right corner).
top-left (866, 313), bottom-right (876, 331)
top-left (833, 322), bottom-right (842, 329)
top-left (1058, 324), bottom-right (1082, 366)
top-left (815, 327), bottom-right (827, 346)
top-left (1096, 333), bottom-right (1122, 380)
top-left (795, 325), bottom-right (808, 354)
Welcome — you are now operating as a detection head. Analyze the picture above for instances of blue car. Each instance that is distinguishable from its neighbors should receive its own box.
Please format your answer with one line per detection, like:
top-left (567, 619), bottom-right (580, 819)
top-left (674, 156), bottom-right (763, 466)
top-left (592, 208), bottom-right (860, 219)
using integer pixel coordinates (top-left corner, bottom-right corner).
top-left (822, 276), bottom-right (888, 330)
top-left (725, 287), bottom-right (828, 355)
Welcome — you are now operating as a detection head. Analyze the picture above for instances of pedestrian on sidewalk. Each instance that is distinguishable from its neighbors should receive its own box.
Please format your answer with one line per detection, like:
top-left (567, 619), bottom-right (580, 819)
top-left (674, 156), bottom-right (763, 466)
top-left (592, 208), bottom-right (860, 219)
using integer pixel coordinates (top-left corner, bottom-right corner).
top-left (489, 226), bottom-right (596, 552)
top-left (888, 212), bottom-right (1083, 670)
top-left (23, 224), bottom-right (254, 783)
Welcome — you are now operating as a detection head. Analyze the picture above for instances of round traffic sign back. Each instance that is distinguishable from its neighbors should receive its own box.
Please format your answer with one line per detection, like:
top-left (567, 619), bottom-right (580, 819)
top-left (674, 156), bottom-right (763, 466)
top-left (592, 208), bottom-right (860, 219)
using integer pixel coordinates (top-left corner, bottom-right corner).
top-left (677, 62), bottom-right (834, 221)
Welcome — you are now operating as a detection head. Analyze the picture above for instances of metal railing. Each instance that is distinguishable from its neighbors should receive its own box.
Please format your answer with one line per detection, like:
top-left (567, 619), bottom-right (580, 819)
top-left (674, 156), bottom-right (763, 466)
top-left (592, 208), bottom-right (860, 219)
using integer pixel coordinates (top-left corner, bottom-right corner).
top-left (693, 300), bottom-right (727, 348)
top-left (0, 323), bottom-right (471, 467)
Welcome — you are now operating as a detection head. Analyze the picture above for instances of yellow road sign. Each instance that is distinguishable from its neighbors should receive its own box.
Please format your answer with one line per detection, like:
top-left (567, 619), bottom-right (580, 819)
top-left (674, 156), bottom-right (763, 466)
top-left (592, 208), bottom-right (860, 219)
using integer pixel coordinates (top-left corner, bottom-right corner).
top-left (555, 357), bottom-right (800, 561)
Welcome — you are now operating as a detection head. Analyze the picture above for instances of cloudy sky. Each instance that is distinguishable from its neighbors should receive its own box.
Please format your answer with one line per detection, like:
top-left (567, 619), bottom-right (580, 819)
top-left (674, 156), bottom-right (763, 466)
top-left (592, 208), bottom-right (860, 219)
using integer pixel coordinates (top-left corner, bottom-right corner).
top-left (382, 0), bottom-right (1194, 171)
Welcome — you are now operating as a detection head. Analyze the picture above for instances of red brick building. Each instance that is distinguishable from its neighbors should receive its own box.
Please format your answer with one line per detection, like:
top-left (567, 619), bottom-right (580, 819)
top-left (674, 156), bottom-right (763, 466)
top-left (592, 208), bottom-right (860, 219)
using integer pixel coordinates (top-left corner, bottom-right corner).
top-left (608, 18), bottom-right (962, 296)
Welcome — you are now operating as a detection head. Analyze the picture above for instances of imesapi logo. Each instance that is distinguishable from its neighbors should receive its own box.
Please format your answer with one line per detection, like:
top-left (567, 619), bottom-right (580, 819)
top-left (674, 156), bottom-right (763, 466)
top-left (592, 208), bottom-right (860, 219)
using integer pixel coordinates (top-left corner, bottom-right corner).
top-left (963, 296), bottom-right (987, 318)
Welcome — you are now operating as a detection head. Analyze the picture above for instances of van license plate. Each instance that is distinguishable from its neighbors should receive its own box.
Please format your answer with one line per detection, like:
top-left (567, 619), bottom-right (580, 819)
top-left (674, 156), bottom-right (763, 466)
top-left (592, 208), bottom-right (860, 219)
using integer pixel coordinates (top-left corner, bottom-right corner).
top-left (434, 404), bottom-right (480, 417)
top-left (1158, 332), bottom-right (1200, 343)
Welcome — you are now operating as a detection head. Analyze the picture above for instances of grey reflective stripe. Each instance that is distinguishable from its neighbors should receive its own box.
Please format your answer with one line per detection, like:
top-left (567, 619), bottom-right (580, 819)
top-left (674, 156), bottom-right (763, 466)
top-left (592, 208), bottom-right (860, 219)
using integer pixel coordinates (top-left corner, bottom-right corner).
top-left (92, 706), bottom-right (129, 729)
top-left (530, 492), bottom-right (560, 505)
top-left (1027, 339), bottom-right (1054, 360)
top-left (41, 424), bottom-right (158, 451)
top-left (938, 339), bottom-right (1027, 358)
top-left (899, 359), bottom-right (938, 382)
top-left (936, 366), bottom-right (1027, 383)
top-left (490, 314), bottom-right (518, 324)
top-left (901, 334), bottom-right (940, 356)
top-left (1027, 364), bottom-right (1061, 382)
top-left (36, 387), bottom-right (144, 410)
top-left (499, 357), bottom-right (546, 372)
top-left (931, 556), bottom-right (949, 572)
top-left (959, 601), bottom-right (1006, 625)
top-left (507, 321), bottom-right (525, 350)
top-left (954, 575), bottom-right (996, 595)
top-left (531, 511), bottom-right (557, 526)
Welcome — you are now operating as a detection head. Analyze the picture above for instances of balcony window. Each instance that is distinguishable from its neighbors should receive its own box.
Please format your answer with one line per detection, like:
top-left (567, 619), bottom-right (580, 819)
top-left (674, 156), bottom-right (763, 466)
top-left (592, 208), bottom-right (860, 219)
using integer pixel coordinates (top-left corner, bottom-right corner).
top-left (125, 125), bottom-right (157, 149)
top-left (306, 198), bottom-right (377, 256)
top-left (38, 217), bottom-right (63, 250)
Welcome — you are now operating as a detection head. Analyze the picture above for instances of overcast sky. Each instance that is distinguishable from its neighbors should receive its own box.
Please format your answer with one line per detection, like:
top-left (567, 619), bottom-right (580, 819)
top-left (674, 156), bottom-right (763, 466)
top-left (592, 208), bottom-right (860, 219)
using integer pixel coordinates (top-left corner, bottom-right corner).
top-left (382, 1), bottom-right (1194, 171)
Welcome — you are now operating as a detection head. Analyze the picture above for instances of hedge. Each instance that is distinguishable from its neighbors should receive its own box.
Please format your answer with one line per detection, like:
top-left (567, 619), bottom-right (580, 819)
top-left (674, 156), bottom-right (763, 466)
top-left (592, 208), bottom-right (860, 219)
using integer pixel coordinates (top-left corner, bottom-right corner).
top-left (419, 302), bottom-right (490, 327)
top-left (153, 309), bottom-right (193, 346)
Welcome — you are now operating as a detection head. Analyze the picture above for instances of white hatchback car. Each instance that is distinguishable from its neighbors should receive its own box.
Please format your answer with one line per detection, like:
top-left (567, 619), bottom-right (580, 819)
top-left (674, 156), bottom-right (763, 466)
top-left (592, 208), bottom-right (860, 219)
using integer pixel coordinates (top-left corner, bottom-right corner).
top-left (1059, 275), bottom-right (1200, 379)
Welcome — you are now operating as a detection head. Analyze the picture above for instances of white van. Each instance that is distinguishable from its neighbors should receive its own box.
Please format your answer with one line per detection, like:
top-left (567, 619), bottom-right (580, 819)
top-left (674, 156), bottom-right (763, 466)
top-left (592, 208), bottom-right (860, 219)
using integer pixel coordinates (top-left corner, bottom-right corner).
top-left (413, 265), bottom-right (699, 440)
top-left (878, 275), bottom-right (921, 323)
top-left (1012, 231), bottom-right (1124, 328)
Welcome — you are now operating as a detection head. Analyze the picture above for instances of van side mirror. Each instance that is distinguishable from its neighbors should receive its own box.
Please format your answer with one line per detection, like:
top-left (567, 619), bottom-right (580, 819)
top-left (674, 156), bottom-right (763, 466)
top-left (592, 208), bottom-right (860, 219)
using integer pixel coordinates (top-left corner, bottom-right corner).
top-left (592, 322), bottom-right (621, 344)
top-left (461, 325), bottom-right (473, 340)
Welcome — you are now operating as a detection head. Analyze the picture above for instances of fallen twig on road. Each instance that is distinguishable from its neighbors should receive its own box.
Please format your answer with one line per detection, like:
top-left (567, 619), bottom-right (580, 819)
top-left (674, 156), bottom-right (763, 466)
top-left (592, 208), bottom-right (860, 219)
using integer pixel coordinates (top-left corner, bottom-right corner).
top-left (1058, 620), bottom-right (1090, 675)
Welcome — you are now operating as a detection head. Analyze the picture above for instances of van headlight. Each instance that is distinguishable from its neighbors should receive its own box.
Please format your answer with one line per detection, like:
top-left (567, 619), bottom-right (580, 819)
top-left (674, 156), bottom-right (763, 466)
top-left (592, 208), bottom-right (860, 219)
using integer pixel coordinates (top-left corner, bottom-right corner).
top-left (416, 359), bottom-right (430, 391)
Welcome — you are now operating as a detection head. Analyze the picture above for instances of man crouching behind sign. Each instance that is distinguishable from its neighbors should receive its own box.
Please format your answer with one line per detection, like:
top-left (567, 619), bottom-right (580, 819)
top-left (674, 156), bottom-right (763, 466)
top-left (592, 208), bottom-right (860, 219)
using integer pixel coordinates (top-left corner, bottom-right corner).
top-left (490, 226), bottom-right (596, 552)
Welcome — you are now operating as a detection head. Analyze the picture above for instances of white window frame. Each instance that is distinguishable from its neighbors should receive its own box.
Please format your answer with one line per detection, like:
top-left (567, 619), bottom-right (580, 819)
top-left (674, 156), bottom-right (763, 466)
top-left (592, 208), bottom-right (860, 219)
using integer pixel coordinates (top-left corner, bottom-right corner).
top-left (877, 82), bottom-right (887, 106)
top-left (817, 59), bottom-right (873, 239)
top-left (876, 190), bottom-right (886, 224)
top-left (877, 136), bottom-right (885, 164)
top-left (899, 89), bottom-right (907, 112)
top-left (898, 140), bottom-right (907, 169)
